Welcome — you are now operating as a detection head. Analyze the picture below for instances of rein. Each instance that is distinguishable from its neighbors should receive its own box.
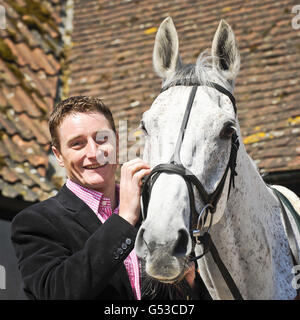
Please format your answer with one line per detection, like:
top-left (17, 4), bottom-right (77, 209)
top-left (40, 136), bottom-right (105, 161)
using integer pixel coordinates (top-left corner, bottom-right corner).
top-left (141, 82), bottom-right (243, 300)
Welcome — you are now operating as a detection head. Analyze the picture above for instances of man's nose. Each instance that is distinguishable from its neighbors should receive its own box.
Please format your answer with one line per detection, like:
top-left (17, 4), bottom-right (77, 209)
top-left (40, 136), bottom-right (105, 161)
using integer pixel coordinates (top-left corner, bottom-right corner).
top-left (86, 140), bottom-right (98, 158)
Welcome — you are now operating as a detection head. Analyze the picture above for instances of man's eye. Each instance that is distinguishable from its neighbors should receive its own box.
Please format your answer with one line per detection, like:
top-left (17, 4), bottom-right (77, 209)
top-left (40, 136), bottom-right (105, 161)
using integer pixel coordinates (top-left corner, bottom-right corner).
top-left (71, 141), bottom-right (83, 147)
top-left (97, 136), bottom-right (108, 144)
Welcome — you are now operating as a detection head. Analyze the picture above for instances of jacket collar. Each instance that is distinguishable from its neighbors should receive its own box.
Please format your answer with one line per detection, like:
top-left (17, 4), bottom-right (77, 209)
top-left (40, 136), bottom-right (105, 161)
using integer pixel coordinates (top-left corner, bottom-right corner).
top-left (55, 184), bottom-right (142, 233)
top-left (55, 184), bottom-right (102, 234)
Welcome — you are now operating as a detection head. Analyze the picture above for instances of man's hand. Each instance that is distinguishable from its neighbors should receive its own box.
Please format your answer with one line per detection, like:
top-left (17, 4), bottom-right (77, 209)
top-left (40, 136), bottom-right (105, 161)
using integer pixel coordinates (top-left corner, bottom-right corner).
top-left (119, 158), bottom-right (151, 226)
top-left (184, 261), bottom-right (196, 289)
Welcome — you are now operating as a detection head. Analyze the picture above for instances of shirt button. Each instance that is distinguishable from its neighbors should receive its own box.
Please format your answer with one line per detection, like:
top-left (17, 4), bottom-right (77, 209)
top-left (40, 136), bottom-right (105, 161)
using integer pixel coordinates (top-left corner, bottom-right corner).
top-left (125, 238), bottom-right (132, 245)
top-left (121, 243), bottom-right (127, 250)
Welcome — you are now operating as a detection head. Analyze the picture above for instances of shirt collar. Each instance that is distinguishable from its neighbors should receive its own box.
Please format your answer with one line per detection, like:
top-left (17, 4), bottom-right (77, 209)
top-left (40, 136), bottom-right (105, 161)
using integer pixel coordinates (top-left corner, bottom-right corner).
top-left (66, 179), bottom-right (119, 215)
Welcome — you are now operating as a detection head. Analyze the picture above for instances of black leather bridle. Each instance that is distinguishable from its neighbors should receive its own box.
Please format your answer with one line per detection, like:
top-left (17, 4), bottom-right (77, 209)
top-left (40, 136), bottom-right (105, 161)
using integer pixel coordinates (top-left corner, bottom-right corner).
top-left (141, 81), bottom-right (243, 300)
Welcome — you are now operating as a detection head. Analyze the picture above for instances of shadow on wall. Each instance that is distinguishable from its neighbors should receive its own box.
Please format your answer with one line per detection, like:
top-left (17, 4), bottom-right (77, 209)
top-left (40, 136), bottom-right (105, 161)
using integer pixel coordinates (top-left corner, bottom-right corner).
top-left (0, 219), bottom-right (28, 300)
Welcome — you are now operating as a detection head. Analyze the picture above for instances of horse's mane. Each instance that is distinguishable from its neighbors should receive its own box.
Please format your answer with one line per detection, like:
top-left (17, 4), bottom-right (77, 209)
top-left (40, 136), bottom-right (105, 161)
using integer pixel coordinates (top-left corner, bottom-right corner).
top-left (162, 52), bottom-right (233, 93)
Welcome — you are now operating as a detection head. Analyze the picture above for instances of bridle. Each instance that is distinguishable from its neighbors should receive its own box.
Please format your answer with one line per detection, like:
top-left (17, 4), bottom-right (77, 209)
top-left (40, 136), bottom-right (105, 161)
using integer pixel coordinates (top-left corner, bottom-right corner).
top-left (141, 81), bottom-right (243, 300)
top-left (141, 82), bottom-right (239, 230)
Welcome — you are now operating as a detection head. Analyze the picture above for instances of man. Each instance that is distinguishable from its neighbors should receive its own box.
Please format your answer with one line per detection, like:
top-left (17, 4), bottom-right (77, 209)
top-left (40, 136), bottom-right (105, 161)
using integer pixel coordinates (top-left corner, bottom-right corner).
top-left (11, 96), bottom-right (200, 300)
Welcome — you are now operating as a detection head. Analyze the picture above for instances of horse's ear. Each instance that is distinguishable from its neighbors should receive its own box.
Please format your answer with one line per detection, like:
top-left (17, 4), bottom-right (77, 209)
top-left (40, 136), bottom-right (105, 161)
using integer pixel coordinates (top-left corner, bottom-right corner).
top-left (153, 17), bottom-right (181, 79)
top-left (212, 20), bottom-right (240, 82)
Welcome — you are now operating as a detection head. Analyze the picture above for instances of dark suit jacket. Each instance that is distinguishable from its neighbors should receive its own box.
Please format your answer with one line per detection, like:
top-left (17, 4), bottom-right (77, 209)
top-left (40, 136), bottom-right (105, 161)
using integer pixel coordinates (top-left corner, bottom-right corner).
top-left (11, 184), bottom-right (138, 300)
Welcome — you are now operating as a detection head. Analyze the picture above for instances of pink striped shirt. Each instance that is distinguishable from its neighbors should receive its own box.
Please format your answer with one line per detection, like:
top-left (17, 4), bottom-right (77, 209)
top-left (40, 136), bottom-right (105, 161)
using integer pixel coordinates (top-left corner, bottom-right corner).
top-left (66, 179), bottom-right (141, 300)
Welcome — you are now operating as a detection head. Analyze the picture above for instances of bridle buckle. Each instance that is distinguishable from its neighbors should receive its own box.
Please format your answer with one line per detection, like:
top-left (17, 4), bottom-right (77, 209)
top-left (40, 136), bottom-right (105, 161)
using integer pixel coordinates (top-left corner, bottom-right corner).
top-left (193, 203), bottom-right (214, 244)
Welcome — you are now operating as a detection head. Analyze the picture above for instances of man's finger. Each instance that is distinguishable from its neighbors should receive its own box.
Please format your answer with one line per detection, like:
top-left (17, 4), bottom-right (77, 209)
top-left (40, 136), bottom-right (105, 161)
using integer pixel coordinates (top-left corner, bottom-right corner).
top-left (125, 162), bottom-right (150, 177)
top-left (133, 168), bottom-right (152, 186)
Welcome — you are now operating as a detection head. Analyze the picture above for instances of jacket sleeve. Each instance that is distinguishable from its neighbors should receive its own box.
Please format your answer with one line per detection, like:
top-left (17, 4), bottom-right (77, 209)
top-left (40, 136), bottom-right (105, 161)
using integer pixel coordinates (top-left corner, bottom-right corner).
top-left (11, 208), bottom-right (137, 300)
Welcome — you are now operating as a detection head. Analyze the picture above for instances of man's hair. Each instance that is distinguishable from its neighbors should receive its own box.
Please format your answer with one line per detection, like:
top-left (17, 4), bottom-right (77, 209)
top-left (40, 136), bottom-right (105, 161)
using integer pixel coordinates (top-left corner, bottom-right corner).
top-left (49, 96), bottom-right (116, 150)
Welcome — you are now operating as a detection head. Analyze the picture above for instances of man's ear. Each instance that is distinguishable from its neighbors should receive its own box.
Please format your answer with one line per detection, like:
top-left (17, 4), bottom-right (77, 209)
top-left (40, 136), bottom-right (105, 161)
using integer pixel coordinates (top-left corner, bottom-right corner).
top-left (52, 146), bottom-right (65, 167)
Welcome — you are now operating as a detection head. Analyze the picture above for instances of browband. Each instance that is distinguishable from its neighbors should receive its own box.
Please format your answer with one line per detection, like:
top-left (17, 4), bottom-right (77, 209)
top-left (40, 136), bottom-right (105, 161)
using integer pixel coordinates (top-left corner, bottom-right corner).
top-left (161, 81), bottom-right (236, 114)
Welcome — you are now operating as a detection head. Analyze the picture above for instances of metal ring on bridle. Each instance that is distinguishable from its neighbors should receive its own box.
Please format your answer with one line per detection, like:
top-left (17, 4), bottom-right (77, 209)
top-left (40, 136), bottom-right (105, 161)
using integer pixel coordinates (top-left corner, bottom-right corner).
top-left (193, 203), bottom-right (214, 242)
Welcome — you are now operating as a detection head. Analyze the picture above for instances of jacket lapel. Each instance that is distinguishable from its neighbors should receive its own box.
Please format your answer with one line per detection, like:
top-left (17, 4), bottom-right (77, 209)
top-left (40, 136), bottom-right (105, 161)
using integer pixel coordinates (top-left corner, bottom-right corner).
top-left (55, 184), bottom-right (102, 234)
top-left (55, 184), bottom-right (137, 299)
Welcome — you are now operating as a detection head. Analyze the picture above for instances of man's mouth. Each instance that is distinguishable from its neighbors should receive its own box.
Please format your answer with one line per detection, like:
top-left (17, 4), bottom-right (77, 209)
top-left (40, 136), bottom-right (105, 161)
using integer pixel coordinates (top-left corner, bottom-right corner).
top-left (83, 163), bottom-right (108, 170)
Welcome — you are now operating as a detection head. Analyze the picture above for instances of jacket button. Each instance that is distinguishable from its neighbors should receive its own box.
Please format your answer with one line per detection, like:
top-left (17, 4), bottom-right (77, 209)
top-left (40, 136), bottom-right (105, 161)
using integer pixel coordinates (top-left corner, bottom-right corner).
top-left (113, 253), bottom-right (119, 260)
top-left (121, 243), bottom-right (127, 250)
top-left (125, 238), bottom-right (132, 245)
top-left (117, 248), bottom-right (123, 255)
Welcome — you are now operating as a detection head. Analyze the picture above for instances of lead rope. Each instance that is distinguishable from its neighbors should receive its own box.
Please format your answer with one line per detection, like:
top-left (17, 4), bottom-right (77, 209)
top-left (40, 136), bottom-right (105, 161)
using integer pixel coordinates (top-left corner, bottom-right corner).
top-left (190, 212), bottom-right (244, 300)
top-left (194, 233), bottom-right (243, 300)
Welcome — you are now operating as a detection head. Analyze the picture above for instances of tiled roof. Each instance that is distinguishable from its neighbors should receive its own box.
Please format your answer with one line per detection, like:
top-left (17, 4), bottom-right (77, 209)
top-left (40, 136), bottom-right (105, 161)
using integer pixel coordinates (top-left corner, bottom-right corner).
top-left (1, 0), bottom-right (300, 204)
top-left (69, 0), bottom-right (300, 175)
top-left (0, 0), bottom-right (65, 202)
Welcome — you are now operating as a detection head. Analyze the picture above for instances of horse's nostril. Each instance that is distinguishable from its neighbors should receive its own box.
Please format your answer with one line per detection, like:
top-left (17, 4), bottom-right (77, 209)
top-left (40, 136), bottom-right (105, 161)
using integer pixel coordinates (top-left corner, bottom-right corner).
top-left (172, 229), bottom-right (189, 258)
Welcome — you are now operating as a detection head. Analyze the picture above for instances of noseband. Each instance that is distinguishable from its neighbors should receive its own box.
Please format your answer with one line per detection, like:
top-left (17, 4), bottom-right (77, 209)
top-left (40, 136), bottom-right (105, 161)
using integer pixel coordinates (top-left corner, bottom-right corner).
top-left (141, 81), bottom-right (243, 300)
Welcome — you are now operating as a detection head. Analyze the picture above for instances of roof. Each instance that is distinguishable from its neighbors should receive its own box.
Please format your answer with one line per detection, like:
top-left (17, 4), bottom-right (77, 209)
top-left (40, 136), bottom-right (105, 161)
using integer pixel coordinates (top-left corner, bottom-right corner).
top-left (0, 0), bottom-right (65, 202)
top-left (69, 0), bottom-right (300, 175)
top-left (0, 0), bottom-right (299, 204)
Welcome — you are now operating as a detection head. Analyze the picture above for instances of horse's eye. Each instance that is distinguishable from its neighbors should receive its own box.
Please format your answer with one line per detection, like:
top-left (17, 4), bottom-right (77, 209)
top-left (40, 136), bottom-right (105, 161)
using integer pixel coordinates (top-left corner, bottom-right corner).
top-left (139, 120), bottom-right (148, 135)
top-left (220, 122), bottom-right (236, 139)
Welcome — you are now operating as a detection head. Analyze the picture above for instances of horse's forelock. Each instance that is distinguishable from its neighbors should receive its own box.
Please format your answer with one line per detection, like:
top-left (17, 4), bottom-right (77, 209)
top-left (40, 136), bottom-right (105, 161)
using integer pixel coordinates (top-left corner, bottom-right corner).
top-left (162, 51), bottom-right (232, 92)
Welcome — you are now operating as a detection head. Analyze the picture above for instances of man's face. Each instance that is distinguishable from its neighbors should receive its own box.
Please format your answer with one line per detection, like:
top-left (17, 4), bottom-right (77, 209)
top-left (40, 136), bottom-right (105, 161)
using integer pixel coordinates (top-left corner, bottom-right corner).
top-left (52, 112), bottom-right (118, 192)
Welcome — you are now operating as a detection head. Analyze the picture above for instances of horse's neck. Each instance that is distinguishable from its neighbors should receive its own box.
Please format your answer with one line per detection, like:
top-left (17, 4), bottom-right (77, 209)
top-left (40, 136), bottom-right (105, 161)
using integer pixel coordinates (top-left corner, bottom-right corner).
top-left (229, 143), bottom-right (273, 213)
top-left (199, 144), bottom-right (296, 300)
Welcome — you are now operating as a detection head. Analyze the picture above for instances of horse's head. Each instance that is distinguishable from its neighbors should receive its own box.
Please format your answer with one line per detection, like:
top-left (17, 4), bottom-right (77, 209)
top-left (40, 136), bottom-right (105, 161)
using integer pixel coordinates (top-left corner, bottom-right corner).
top-left (135, 17), bottom-right (240, 284)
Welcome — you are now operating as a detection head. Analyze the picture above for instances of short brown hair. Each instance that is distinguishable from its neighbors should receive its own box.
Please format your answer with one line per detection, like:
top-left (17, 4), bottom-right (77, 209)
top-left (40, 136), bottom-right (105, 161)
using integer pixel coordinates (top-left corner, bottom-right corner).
top-left (49, 96), bottom-right (116, 150)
